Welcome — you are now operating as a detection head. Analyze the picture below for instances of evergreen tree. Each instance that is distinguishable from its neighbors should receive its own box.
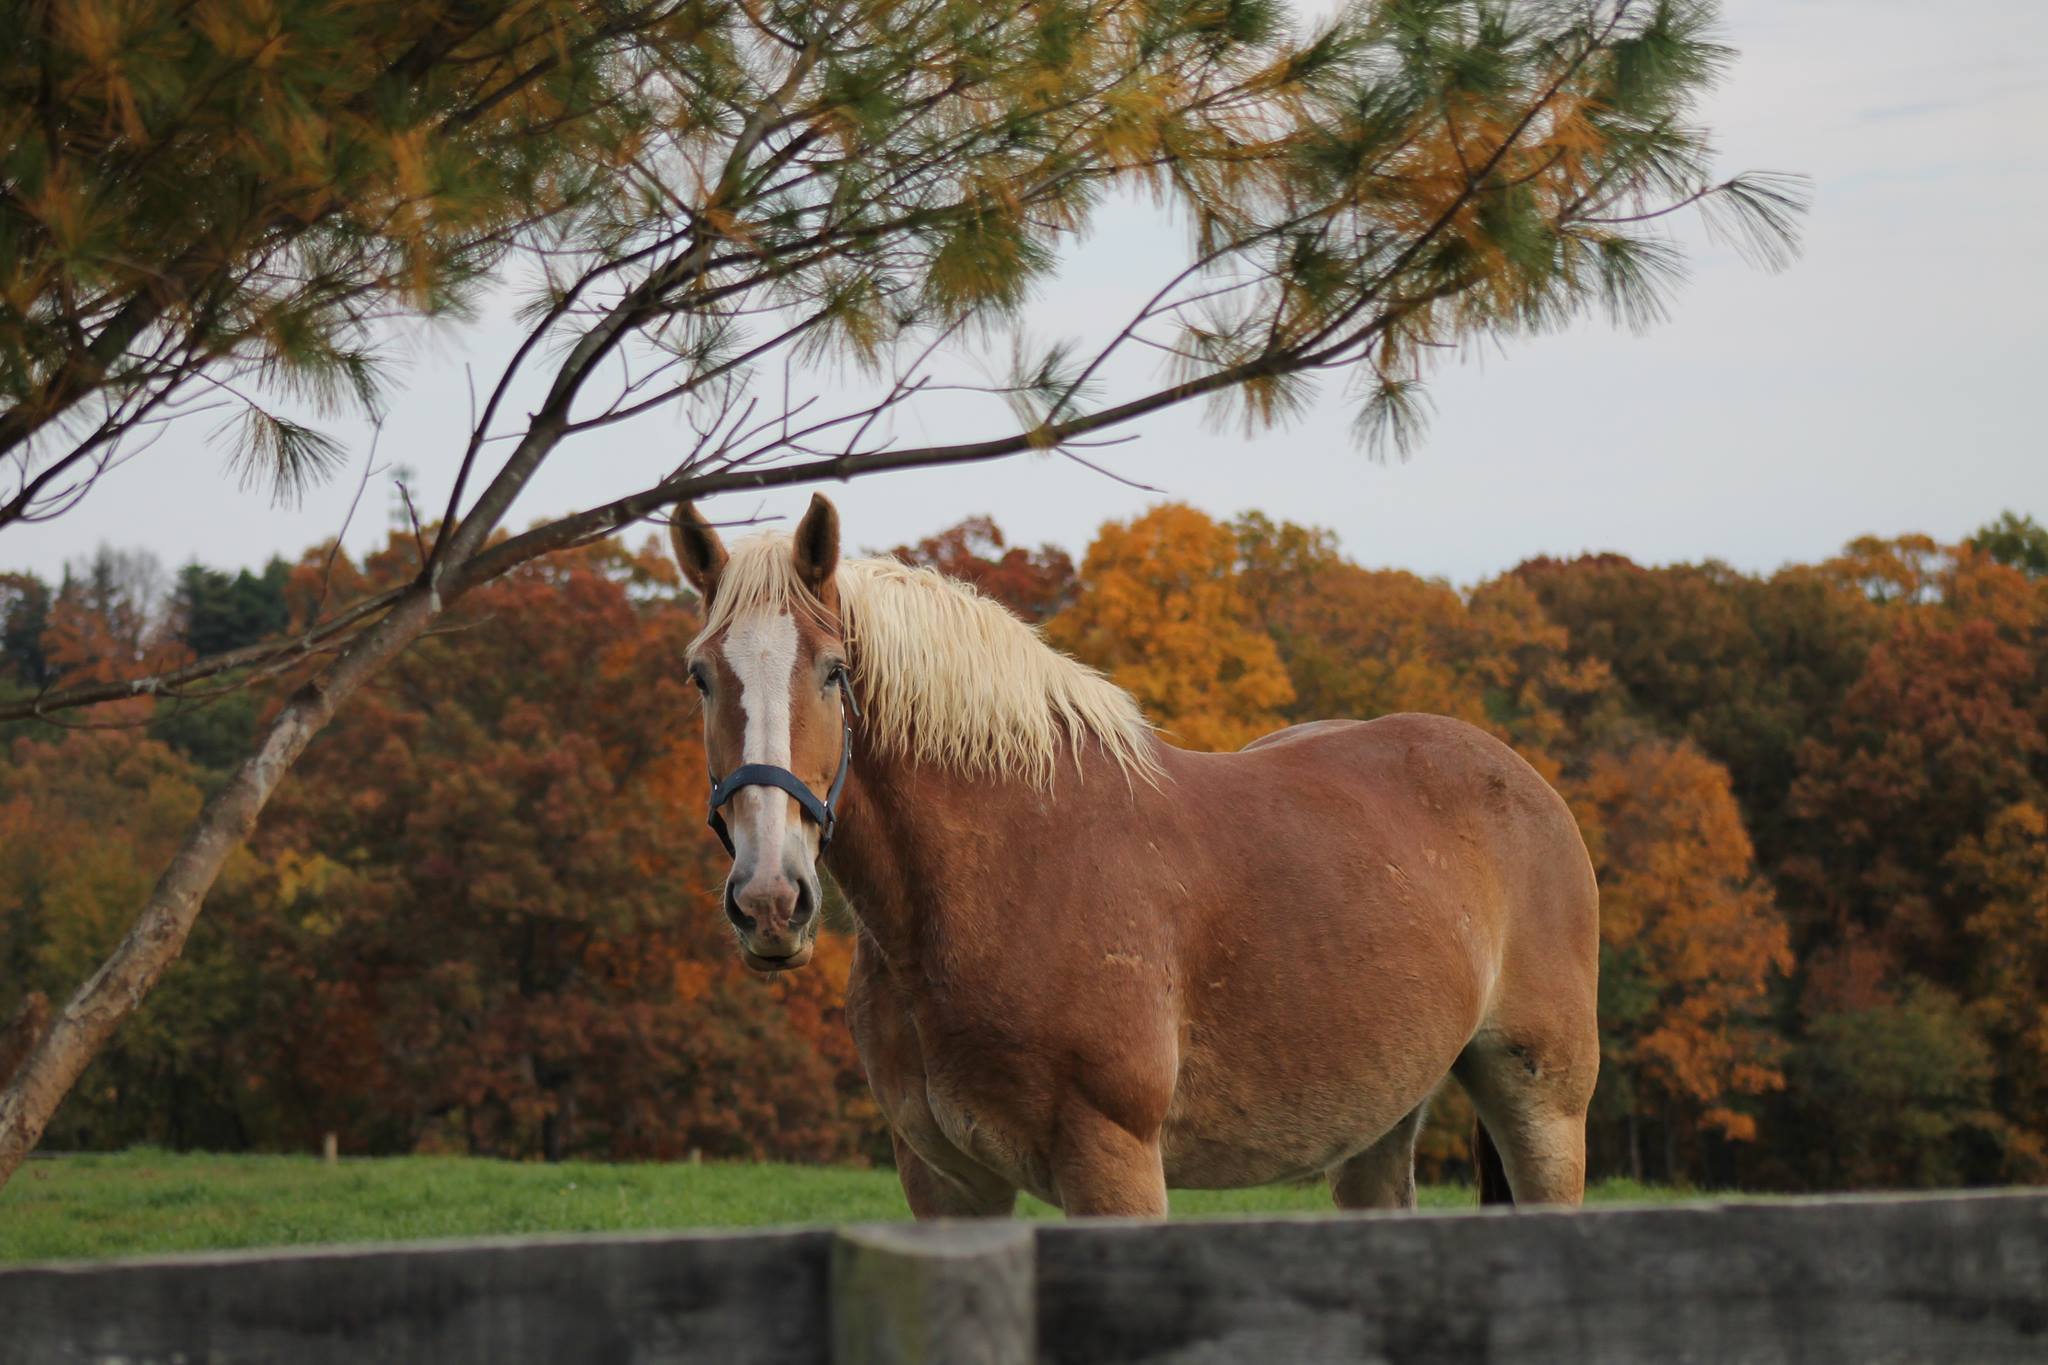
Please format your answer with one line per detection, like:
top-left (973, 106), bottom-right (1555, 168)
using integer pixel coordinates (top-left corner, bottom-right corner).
top-left (171, 561), bottom-right (291, 658)
top-left (0, 572), bottom-right (51, 690)
top-left (1, 0), bottom-right (677, 524)
top-left (1971, 512), bottom-right (2048, 579)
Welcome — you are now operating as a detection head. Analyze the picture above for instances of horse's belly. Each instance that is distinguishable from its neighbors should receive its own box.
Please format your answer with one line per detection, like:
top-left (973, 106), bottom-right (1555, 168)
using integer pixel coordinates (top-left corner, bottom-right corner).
top-left (1160, 1126), bottom-right (1351, 1189)
top-left (1159, 954), bottom-right (1484, 1189)
top-left (1159, 1059), bottom-right (1443, 1189)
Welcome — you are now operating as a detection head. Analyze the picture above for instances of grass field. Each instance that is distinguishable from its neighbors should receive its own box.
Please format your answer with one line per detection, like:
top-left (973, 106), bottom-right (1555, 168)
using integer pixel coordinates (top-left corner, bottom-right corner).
top-left (0, 1150), bottom-right (1687, 1264)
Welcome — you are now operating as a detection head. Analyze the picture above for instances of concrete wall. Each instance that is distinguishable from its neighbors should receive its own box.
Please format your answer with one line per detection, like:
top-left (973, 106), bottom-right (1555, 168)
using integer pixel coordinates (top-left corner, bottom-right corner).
top-left (2, 1190), bottom-right (2042, 1364)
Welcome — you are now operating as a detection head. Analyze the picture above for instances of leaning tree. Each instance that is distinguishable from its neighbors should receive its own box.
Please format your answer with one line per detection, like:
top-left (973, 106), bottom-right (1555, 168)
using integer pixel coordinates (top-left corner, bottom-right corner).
top-left (0, 0), bottom-right (1803, 1186)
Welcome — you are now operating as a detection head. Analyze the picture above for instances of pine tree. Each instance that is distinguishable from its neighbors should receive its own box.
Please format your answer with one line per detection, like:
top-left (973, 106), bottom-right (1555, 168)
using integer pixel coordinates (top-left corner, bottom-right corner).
top-left (1, 0), bottom-right (677, 524)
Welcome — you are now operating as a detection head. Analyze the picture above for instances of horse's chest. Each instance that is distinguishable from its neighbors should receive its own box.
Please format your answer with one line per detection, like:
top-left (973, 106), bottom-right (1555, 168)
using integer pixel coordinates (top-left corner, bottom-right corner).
top-left (925, 1076), bottom-right (1048, 1189)
top-left (848, 970), bottom-right (1055, 1195)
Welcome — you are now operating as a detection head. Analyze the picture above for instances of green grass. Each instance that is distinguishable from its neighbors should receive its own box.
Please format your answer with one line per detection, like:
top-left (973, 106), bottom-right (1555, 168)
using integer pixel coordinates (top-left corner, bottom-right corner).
top-left (0, 1150), bottom-right (1683, 1264)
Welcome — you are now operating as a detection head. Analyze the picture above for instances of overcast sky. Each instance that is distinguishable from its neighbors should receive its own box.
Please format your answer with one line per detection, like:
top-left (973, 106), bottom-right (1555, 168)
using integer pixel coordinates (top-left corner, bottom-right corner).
top-left (6, 0), bottom-right (2044, 588)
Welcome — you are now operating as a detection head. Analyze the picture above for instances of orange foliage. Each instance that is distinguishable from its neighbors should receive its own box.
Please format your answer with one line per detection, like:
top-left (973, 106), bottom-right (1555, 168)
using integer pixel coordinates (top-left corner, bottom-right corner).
top-left (1570, 740), bottom-right (1791, 1144)
top-left (888, 517), bottom-right (1076, 623)
top-left (1949, 803), bottom-right (2048, 1178)
top-left (1234, 512), bottom-right (1609, 777)
top-left (8, 507), bottom-right (2047, 1190)
top-left (242, 534), bottom-right (880, 1162)
top-left (1047, 504), bottom-right (1293, 751)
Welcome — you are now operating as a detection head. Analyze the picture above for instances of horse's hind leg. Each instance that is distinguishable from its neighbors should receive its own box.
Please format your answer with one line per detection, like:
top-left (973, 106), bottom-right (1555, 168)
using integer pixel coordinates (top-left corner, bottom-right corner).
top-left (1452, 1025), bottom-right (1597, 1206)
top-left (1328, 1100), bottom-right (1427, 1210)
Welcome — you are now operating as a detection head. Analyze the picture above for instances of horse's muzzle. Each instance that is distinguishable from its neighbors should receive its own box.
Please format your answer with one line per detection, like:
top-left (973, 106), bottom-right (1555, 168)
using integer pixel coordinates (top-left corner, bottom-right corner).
top-left (740, 940), bottom-right (815, 973)
top-left (726, 877), bottom-right (819, 971)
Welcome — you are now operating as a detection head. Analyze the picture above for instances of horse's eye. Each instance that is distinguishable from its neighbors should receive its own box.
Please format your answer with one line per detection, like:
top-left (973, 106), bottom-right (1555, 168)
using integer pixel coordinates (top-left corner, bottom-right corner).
top-left (688, 664), bottom-right (710, 693)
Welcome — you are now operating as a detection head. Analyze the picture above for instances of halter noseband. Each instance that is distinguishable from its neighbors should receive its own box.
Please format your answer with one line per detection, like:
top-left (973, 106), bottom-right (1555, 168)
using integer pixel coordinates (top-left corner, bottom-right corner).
top-left (706, 668), bottom-right (859, 857)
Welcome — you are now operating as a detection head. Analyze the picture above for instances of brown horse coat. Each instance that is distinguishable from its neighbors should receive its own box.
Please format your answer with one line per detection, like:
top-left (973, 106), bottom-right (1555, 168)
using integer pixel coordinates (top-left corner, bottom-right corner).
top-left (677, 498), bottom-right (1599, 1217)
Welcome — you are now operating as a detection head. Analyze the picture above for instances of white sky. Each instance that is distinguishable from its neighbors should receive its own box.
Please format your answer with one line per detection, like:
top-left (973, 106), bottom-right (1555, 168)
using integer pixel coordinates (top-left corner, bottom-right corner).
top-left (6, 0), bottom-right (2045, 587)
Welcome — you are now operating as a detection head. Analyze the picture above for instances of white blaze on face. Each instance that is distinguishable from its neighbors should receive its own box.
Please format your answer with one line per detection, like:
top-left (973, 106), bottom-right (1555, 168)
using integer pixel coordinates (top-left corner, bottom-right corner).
top-left (723, 610), bottom-right (804, 870)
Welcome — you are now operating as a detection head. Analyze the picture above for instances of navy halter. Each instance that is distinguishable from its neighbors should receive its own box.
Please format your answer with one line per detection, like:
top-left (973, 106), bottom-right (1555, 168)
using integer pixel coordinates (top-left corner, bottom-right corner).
top-left (706, 668), bottom-right (859, 857)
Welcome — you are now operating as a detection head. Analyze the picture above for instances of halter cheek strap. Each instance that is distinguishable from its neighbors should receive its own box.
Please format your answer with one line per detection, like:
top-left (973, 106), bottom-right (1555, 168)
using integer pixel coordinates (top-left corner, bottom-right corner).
top-left (706, 672), bottom-right (859, 857)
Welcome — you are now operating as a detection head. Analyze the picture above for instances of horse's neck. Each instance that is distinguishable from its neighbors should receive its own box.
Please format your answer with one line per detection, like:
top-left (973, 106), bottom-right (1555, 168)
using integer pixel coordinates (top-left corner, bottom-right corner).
top-left (824, 745), bottom-right (1080, 971)
top-left (824, 749), bottom-right (962, 966)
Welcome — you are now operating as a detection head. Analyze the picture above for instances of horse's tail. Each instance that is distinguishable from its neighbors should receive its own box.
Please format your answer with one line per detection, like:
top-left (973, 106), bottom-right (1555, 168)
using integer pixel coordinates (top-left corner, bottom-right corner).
top-left (1474, 1118), bottom-right (1513, 1205)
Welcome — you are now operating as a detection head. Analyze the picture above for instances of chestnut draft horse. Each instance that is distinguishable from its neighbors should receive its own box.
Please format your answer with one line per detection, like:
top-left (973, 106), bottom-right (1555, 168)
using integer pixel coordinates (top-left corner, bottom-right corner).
top-left (674, 495), bottom-right (1599, 1217)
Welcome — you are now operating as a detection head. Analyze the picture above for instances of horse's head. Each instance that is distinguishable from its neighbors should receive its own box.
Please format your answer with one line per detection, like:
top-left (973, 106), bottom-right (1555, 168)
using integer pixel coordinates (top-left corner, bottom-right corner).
top-left (673, 494), bottom-right (850, 973)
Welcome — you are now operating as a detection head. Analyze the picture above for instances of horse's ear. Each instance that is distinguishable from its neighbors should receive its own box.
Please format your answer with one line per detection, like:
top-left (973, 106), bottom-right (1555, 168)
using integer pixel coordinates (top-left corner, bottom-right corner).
top-left (670, 503), bottom-right (727, 602)
top-left (792, 493), bottom-right (839, 596)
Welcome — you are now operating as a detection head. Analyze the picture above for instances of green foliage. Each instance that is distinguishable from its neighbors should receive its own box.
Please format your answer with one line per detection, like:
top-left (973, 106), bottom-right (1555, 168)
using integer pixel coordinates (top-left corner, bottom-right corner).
top-left (0, 571), bottom-right (51, 688)
top-left (1970, 511), bottom-right (2048, 579)
top-left (148, 692), bottom-right (263, 775)
top-left (1, 0), bottom-right (671, 505)
top-left (1790, 986), bottom-right (2000, 1190)
top-left (0, 729), bottom-right (269, 1152)
top-left (171, 559), bottom-right (290, 657)
top-left (1191, 0), bottom-right (1806, 455)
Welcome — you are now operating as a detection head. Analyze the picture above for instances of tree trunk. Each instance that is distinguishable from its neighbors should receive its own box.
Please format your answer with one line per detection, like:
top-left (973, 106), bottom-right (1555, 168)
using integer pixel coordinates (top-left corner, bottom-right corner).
top-left (0, 993), bottom-right (49, 1091)
top-left (0, 589), bottom-right (438, 1190)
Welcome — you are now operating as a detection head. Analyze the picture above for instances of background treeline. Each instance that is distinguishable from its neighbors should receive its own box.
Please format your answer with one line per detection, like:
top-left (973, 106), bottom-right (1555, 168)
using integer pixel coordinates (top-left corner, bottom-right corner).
top-left (2, 508), bottom-right (2044, 1190)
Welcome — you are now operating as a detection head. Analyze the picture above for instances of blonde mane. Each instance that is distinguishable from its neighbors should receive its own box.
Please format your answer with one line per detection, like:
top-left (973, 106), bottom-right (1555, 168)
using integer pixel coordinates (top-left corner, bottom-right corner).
top-left (693, 533), bottom-right (1158, 786)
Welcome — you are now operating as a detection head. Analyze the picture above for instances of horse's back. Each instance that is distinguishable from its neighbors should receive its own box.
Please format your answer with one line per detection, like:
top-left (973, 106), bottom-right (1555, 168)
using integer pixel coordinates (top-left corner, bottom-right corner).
top-left (1229, 712), bottom-right (1597, 971)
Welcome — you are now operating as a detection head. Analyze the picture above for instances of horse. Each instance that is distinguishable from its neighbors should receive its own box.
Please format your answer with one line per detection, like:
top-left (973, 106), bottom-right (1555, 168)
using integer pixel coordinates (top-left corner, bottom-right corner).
top-left (672, 493), bottom-right (1599, 1217)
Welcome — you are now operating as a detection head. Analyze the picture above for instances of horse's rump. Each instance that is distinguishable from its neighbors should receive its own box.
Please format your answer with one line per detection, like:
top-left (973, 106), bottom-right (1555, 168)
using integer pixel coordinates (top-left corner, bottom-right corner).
top-left (1146, 714), bottom-right (1598, 1192)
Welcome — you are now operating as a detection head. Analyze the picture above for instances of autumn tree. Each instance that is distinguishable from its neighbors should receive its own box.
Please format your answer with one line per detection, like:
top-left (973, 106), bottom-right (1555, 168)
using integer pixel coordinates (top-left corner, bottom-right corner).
top-left (1514, 553), bottom-right (1881, 856)
top-left (1776, 537), bottom-right (2048, 1182)
top-left (245, 535), bottom-right (877, 1161)
top-left (1568, 738), bottom-right (1790, 1181)
top-left (1049, 503), bottom-right (1294, 750)
top-left (889, 517), bottom-right (1076, 623)
top-left (1236, 512), bottom-right (1611, 767)
top-left (1945, 802), bottom-right (2048, 1179)
top-left (1783, 580), bottom-right (2044, 978)
top-left (0, 534), bottom-right (880, 1162)
top-left (24, 501), bottom-right (2048, 1186)
top-left (0, 0), bottom-right (1805, 1186)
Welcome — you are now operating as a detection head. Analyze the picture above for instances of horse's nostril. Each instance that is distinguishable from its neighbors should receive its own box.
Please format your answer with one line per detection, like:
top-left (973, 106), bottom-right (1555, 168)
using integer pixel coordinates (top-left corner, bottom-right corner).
top-left (724, 886), bottom-right (756, 933)
top-left (789, 882), bottom-right (816, 926)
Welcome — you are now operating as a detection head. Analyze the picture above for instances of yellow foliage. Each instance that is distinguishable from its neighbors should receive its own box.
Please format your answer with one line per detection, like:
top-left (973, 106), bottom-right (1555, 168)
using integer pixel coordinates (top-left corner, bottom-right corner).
top-left (1570, 739), bottom-right (1792, 1138)
top-left (1048, 503), bottom-right (1293, 751)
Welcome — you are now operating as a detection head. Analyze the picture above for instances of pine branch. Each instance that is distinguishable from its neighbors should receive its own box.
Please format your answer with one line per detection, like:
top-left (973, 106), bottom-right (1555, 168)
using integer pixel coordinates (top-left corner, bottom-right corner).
top-left (0, 585), bottom-right (407, 723)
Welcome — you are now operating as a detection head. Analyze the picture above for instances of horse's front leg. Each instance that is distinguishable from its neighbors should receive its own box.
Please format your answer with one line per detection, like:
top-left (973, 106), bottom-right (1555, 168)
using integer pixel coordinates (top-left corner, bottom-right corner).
top-left (1049, 1103), bottom-right (1169, 1217)
top-left (892, 1130), bottom-right (1018, 1219)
